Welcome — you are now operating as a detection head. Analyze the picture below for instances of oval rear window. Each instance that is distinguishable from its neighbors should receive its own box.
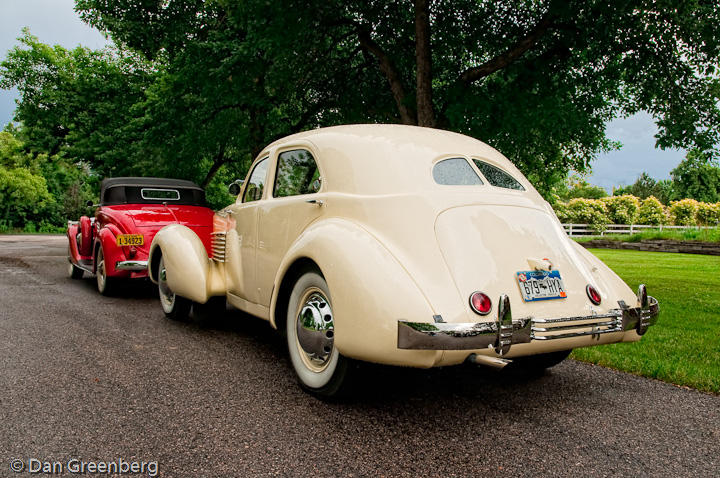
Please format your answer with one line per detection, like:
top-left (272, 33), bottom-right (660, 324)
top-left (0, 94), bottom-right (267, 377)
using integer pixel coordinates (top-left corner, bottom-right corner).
top-left (433, 158), bottom-right (483, 185)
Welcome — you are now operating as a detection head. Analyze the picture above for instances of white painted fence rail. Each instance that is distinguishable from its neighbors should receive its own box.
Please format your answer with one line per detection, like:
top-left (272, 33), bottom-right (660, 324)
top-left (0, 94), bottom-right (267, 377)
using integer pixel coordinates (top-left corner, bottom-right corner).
top-left (561, 223), bottom-right (715, 237)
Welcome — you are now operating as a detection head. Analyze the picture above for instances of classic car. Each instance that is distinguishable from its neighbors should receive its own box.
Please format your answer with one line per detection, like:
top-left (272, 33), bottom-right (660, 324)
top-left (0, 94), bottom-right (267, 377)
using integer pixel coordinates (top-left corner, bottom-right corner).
top-left (147, 125), bottom-right (659, 397)
top-left (67, 177), bottom-right (215, 295)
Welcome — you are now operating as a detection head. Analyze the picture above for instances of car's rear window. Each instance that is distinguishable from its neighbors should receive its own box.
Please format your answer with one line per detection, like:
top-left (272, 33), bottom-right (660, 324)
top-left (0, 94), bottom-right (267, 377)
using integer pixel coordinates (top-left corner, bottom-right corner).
top-left (102, 186), bottom-right (206, 206)
top-left (433, 158), bottom-right (483, 185)
top-left (472, 160), bottom-right (525, 191)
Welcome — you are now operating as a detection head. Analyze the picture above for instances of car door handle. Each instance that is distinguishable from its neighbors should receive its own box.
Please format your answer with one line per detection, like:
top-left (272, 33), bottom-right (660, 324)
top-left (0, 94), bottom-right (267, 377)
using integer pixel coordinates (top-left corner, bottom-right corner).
top-left (306, 199), bottom-right (324, 206)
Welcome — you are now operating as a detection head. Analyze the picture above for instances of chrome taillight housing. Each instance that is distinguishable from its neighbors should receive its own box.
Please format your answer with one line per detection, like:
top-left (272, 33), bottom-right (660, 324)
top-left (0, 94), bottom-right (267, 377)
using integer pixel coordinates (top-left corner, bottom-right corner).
top-left (586, 284), bottom-right (602, 305)
top-left (469, 291), bottom-right (492, 315)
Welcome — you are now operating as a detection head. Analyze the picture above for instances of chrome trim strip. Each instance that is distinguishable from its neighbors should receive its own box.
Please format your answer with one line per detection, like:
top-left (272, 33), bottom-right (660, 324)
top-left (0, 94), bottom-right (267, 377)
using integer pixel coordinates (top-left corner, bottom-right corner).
top-left (211, 231), bottom-right (227, 263)
top-left (115, 260), bottom-right (148, 271)
top-left (397, 294), bottom-right (659, 352)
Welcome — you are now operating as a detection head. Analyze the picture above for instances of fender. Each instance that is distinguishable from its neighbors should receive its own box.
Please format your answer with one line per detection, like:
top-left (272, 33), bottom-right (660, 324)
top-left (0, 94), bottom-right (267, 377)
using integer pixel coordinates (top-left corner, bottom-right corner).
top-left (66, 223), bottom-right (82, 263)
top-left (78, 216), bottom-right (93, 256)
top-left (148, 224), bottom-right (225, 304)
top-left (269, 218), bottom-right (441, 368)
top-left (96, 226), bottom-right (129, 278)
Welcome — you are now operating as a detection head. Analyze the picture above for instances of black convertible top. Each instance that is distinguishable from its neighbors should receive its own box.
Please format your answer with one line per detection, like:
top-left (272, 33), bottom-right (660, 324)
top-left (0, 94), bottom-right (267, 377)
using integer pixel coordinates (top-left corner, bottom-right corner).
top-left (100, 177), bottom-right (206, 206)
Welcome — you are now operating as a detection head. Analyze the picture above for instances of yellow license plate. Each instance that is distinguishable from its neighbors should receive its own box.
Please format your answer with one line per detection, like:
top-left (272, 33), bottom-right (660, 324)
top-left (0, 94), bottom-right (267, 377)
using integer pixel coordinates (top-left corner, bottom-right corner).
top-left (116, 234), bottom-right (144, 246)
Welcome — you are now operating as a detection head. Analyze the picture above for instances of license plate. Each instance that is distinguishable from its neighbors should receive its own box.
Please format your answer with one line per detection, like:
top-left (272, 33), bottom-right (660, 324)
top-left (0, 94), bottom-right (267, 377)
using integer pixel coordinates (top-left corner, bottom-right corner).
top-left (116, 234), bottom-right (144, 246)
top-left (516, 270), bottom-right (567, 302)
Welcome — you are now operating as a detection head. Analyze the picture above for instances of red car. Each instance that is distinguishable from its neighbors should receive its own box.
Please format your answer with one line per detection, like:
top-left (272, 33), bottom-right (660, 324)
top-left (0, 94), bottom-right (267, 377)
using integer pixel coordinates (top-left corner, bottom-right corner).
top-left (67, 177), bottom-right (215, 295)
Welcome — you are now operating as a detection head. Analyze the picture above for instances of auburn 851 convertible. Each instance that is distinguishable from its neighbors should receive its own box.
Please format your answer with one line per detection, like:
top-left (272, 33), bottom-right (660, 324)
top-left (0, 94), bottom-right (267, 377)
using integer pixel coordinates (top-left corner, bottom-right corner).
top-left (148, 125), bottom-right (659, 397)
top-left (67, 177), bottom-right (214, 295)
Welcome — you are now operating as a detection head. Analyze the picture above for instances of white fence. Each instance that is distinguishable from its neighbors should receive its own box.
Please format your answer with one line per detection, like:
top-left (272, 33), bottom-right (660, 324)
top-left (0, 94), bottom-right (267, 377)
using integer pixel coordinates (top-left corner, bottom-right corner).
top-left (562, 223), bottom-right (714, 237)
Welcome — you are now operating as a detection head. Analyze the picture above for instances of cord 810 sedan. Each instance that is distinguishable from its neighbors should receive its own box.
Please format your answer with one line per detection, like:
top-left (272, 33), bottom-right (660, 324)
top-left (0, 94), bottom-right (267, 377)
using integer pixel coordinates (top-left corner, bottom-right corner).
top-left (147, 125), bottom-right (659, 397)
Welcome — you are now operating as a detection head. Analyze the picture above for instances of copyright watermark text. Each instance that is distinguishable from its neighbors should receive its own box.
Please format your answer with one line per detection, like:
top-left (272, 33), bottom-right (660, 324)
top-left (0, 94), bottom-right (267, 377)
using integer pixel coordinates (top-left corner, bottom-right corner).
top-left (9, 458), bottom-right (158, 476)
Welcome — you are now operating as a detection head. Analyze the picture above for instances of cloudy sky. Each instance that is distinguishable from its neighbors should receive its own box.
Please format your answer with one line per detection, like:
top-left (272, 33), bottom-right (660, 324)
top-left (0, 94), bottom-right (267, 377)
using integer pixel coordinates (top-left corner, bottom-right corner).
top-left (0, 0), bottom-right (687, 191)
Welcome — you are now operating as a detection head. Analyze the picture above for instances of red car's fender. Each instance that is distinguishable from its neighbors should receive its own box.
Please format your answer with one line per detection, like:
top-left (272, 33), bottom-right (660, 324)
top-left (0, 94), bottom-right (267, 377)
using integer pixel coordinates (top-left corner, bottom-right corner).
top-left (95, 225), bottom-right (130, 278)
top-left (79, 216), bottom-right (93, 256)
top-left (66, 224), bottom-right (81, 263)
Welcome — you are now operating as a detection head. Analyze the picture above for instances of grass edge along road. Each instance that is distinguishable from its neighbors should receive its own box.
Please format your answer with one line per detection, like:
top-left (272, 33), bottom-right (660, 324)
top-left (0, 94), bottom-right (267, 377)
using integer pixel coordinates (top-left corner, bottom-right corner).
top-left (571, 249), bottom-right (720, 394)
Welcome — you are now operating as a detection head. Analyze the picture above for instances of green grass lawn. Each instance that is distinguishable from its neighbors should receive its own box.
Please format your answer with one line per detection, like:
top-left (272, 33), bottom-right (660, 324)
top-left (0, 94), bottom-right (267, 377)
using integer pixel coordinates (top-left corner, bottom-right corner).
top-left (570, 249), bottom-right (720, 394)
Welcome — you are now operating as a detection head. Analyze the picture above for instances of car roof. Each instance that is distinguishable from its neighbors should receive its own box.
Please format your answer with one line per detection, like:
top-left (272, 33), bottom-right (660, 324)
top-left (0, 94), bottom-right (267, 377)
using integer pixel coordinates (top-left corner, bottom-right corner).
top-left (261, 124), bottom-right (532, 195)
top-left (100, 177), bottom-right (202, 194)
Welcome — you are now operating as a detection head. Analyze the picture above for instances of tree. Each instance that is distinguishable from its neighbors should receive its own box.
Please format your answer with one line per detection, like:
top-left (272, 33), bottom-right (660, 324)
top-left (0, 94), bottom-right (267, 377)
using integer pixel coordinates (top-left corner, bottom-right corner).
top-left (0, 127), bottom-right (95, 228)
top-left (74, 0), bottom-right (720, 197)
top-left (613, 172), bottom-right (676, 204)
top-left (555, 178), bottom-right (607, 200)
top-left (0, 30), bottom-right (153, 176)
top-left (670, 150), bottom-right (720, 203)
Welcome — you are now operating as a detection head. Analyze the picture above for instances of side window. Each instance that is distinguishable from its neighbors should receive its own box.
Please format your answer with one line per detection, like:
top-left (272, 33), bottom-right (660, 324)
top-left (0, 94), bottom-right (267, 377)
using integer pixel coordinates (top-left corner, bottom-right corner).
top-left (273, 149), bottom-right (320, 197)
top-left (243, 157), bottom-right (269, 203)
top-left (433, 157), bottom-right (483, 185)
top-left (472, 160), bottom-right (525, 191)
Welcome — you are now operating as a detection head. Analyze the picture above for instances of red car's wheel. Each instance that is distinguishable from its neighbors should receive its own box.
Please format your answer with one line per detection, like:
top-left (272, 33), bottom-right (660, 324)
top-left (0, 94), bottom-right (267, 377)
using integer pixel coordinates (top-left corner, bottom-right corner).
top-left (95, 246), bottom-right (116, 296)
top-left (67, 247), bottom-right (83, 279)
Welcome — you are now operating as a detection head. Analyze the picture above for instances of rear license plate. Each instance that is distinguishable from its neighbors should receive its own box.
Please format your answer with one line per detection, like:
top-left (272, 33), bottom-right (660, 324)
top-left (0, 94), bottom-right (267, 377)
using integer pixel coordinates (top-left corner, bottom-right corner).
top-left (516, 270), bottom-right (567, 302)
top-left (116, 234), bottom-right (144, 246)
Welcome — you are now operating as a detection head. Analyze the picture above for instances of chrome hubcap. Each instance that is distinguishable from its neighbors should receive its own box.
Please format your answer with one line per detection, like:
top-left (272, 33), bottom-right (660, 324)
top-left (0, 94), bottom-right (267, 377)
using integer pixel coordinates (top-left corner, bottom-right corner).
top-left (296, 290), bottom-right (334, 371)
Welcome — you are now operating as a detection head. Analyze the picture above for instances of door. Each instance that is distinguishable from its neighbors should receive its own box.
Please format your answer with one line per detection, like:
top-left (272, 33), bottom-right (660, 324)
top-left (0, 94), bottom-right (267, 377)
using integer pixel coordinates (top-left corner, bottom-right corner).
top-left (256, 148), bottom-right (324, 306)
top-left (226, 156), bottom-right (269, 303)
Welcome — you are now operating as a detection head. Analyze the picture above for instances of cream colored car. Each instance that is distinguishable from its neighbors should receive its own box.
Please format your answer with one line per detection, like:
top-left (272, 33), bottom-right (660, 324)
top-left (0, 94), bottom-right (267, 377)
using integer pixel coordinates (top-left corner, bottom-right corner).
top-left (148, 125), bottom-right (659, 397)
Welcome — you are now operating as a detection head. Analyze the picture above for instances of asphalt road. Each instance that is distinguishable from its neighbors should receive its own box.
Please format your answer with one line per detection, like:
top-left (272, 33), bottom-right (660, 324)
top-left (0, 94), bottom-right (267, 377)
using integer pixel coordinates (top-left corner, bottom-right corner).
top-left (1, 235), bottom-right (718, 478)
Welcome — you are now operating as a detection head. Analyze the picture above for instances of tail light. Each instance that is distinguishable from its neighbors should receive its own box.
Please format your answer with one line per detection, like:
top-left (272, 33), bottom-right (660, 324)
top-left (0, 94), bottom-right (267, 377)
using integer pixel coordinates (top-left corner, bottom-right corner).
top-left (128, 246), bottom-right (137, 258)
top-left (469, 291), bottom-right (492, 315)
top-left (586, 284), bottom-right (601, 305)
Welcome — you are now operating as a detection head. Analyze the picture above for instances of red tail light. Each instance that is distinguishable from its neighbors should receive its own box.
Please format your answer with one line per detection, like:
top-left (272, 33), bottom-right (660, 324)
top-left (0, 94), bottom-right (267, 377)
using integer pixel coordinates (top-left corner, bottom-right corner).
top-left (469, 291), bottom-right (492, 315)
top-left (586, 284), bottom-right (601, 305)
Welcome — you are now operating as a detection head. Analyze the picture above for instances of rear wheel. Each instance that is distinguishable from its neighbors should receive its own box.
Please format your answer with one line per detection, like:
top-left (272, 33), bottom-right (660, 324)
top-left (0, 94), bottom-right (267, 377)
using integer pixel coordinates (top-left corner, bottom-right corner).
top-left (158, 256), bottom-right (191, 321)
top-left (67, 247), bottom-right (83, 279)
top-left (95, 246), bottom-right (116, 295)
top-left (286, 270), bottom-right (351, 398)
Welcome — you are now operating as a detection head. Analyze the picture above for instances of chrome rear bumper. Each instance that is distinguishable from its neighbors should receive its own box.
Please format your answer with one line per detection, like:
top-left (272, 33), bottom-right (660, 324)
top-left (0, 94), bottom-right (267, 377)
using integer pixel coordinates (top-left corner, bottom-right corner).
top-left (115, 260), bottom-right (148, 271)
top-left (398, 285), bottom-right (659, 355)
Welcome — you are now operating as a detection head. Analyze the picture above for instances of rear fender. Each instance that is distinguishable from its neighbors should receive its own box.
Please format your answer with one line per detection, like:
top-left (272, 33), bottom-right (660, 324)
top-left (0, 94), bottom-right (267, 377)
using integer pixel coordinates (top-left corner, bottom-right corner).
top-left (66, 223), bottom-right (81, 262)
top-left (148, 224), bottom-right (225, 304)
top-left (97, 227), bottom-right (128, 277)
top-left (270, 218), bottom-right (440, 367)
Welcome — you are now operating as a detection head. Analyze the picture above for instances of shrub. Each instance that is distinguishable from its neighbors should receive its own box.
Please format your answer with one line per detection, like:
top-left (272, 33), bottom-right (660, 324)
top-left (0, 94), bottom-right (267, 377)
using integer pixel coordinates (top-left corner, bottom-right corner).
top-left (552, 200), bottom-right (572, 223)
top-left (636, 196), bottom-right (667, 225)
top-left (566, 198), bottom-right (609, 232)
top-left (669, 198), bottom-right (699, 225)
top-left (602, 195), bottom-right (640, 224)
top-left (696, 202), bottom-right (720, 226)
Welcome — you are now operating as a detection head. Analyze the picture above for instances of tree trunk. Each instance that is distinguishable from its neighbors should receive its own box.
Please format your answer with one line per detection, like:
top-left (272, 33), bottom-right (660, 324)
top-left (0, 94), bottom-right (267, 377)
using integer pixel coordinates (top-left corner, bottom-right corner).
top-left (357, 29), bottom-right (416, 125)
top-left (201, 143), bottom-right (227, 188)
top-left (415, 0), bottom-right (435, 127)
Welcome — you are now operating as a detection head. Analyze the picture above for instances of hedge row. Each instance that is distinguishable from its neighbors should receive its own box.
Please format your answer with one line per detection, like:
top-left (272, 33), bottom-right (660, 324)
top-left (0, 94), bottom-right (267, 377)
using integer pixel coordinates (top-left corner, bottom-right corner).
top-left (553, 195), bottom-right (720, 230)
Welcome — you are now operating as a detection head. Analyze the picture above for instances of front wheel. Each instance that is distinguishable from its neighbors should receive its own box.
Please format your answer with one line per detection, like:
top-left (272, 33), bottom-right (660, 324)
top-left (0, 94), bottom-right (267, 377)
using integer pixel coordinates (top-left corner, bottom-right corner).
top-left (158, 256), bottom-right (191, 321)
top-left (286, 269), bottom-right (351, 398)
